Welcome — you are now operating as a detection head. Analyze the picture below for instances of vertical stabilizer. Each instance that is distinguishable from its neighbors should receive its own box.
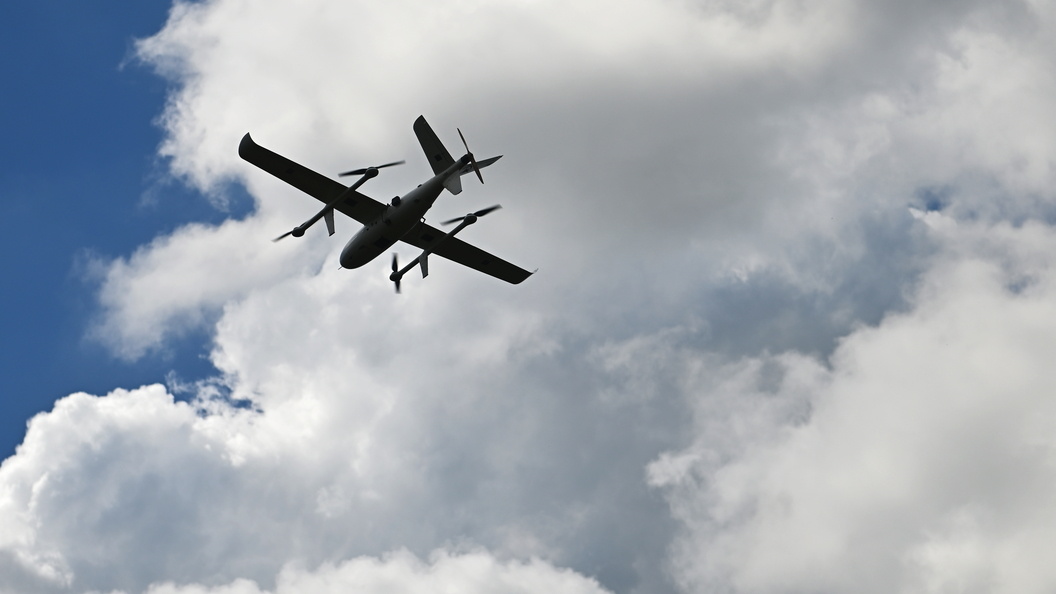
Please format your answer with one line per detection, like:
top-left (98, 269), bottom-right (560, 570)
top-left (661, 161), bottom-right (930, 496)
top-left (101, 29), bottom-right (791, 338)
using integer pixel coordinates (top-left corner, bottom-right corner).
top-left (414, 116), bottom-right (456, 176)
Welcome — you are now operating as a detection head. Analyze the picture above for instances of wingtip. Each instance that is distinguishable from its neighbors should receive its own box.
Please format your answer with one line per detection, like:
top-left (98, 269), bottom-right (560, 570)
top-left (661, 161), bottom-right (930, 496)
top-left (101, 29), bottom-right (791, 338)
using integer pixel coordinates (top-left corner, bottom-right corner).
top-left (238, 133), bottom-right (255, 159)
top-left (510, 268), bottom-right (537, 285)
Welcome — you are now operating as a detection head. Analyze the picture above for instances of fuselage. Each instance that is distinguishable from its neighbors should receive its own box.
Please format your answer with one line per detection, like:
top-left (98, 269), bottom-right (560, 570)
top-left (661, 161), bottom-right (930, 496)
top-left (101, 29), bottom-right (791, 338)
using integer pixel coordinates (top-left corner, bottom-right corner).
top-left (339, 159), bottom-right (464, 269)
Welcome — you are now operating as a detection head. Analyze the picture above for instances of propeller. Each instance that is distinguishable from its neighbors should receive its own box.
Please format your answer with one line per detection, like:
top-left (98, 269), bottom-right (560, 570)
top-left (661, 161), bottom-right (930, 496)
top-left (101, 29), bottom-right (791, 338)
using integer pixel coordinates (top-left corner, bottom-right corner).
top-left (390, 253), bottom-right (401, 293)
top-left (275, 165), bottom-right (380, 241)
top-left (441, 204), bottom-right (502, 225)
top-left (273, 225), bottom-right (307, 242)
top-left (339, 160), bottom-right (405, 177)
top-left (458, 128), bottom-right (484, 184)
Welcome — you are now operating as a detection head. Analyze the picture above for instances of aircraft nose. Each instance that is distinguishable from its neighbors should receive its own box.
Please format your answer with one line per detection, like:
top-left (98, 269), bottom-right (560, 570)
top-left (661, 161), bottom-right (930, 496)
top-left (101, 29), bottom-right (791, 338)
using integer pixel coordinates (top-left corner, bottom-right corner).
top-left (338, 242), bottom-right (353, 269)
top-left (339, 249), bottom-right (355, 269)
top-left (339, 238), bottom-right (368, 269)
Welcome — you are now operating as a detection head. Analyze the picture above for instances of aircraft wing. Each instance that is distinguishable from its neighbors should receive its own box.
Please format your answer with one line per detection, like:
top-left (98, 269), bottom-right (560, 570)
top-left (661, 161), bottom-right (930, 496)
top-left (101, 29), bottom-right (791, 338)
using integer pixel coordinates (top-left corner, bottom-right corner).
top-left (401, 221), bottom-right (533, 284)
top-left (239, 133), bottom-right (387, 224)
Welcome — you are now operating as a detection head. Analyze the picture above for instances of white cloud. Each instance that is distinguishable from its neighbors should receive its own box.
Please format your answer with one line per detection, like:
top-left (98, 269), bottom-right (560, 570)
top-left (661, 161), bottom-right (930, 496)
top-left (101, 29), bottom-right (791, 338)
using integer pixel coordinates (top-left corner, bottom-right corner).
top-left (89, 216), bottom-right (328, 360)
top-left (106, 0), bottom-right (1056, 356)
top-left (651, 216), bottom-right (1056, 594)
top-left (145, 549), bottom-right (609, 594)
top-left (0, 378), bottom-right (624, 593)
top-left (7, 0), bottom-right (1056, 593)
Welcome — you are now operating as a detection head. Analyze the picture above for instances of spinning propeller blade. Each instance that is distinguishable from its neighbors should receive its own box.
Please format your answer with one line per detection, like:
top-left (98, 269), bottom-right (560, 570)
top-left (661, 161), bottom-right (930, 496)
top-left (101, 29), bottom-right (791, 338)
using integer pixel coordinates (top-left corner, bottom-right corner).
top-left (339, 160), bottom-right (405, 177)
top-left (441, 204), bottom-right (502, 225)
top-left (391, 253), bottom-right (401, 293)
top-left (273, 225), bottom-right (306, 242)
top-left (458, 128), bottom-right (483, 184)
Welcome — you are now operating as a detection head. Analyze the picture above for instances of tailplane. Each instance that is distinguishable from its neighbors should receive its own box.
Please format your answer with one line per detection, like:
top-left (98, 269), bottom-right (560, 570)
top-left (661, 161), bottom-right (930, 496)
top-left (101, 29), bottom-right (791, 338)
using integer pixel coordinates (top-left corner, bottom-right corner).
top-left (459, 155), bottom-right (502, 177)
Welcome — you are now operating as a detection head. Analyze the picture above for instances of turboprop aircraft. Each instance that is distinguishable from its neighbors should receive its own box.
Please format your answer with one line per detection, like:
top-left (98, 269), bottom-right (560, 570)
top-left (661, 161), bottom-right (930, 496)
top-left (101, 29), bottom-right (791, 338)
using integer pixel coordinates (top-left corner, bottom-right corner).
top-left (238, 116), bottom-right (532, 292)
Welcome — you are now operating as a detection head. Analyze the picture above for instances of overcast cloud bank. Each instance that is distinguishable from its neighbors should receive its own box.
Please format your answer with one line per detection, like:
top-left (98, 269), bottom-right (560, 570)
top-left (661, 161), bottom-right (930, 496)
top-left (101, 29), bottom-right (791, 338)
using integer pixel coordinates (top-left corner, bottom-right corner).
top-left (4, 0), bottom-right (1056, 592)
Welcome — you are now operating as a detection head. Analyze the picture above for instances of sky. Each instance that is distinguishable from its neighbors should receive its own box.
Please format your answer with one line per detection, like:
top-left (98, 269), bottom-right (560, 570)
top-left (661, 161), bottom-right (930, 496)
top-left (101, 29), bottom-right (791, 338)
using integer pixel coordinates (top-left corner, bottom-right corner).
top-left (3, 1), bottom-right (1056, 593)
top-left (0, 1), bottom-right (240, 459)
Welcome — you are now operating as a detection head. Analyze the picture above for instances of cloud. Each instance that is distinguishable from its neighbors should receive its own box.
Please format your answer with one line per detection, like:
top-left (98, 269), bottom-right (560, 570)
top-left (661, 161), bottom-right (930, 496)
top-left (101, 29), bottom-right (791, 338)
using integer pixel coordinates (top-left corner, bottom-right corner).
top-left (4, 269), bottom-right (691, 593)
top-left (145, 549), bottom-right (610, 594)
top-left (7, 0), bottom-right (1056, 593)
top-left (0, 378), bottom-right (625, 593)
top-left (105, 0), bottom-right (1056, 357)
top-left (651, 215), bottom-right (1056, 594)
top-left (88, 216), bottom-right (328, 360)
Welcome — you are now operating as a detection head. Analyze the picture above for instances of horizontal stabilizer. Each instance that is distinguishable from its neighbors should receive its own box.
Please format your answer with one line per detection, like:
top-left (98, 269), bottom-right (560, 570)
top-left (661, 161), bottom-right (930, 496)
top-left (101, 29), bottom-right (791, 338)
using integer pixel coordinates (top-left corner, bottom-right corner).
top-left (459, 155), bottom-right (501, 178)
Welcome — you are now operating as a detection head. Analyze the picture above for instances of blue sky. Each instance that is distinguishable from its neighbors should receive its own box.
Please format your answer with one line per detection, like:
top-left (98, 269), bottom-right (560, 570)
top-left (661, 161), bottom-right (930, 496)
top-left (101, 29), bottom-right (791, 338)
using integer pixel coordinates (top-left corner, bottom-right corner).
top-left (0, 2), bottom-right (226, 458)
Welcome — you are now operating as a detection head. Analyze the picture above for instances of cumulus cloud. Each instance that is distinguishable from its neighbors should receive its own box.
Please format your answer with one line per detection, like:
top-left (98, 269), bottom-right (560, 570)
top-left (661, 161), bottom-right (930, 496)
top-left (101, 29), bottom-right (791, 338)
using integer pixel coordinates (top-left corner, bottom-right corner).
top-left (5, 0), bottom-right (1056, 593)
top-left (651, 215), bottom-right (1056, 594)
top-left (103, 0), bottom-right (1056, 354)
top-left (145, 550), bottom-right (609, 594)
top-left (0, 379), bottom-right (623, 593)
top-left (88, 216), bottom-right (329, 360)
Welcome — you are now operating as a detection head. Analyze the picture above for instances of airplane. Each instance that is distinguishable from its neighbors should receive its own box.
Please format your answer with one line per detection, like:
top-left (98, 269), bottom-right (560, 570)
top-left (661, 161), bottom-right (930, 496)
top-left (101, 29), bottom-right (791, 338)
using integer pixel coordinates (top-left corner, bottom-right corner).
top-left (238, 115), bottom-right (533, 292)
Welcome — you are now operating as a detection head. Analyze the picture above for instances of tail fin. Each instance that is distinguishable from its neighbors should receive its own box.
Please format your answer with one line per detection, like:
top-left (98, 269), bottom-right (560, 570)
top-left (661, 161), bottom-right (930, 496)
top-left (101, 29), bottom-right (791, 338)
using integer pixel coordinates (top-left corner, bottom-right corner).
top-left (414, 115), bottom-right (463, 194)
top-left (414, 116), bottom-right (455, 176)
top-left (414, 116), bottom-right (501, 194)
